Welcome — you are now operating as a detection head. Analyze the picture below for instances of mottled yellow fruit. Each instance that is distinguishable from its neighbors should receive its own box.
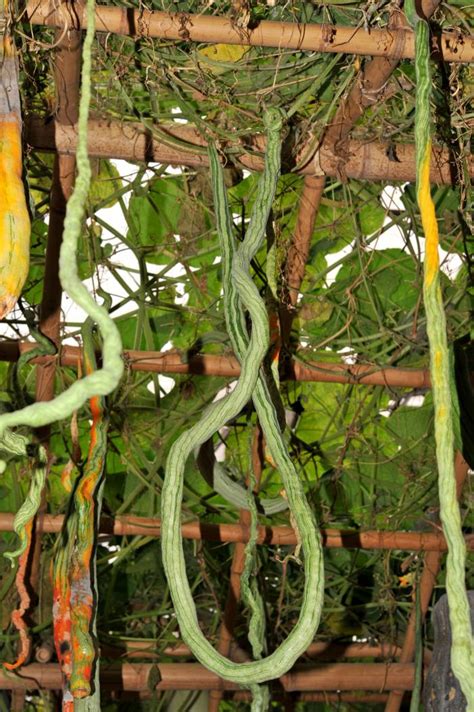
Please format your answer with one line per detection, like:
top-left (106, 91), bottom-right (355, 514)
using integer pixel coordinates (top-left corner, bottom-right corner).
top-left (0, 115), bottom-right (30, 319)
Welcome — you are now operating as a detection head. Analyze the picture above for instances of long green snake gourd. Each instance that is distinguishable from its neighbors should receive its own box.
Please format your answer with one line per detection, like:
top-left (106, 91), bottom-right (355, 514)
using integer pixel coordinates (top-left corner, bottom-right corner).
top-left (407, 1), bottom-right (474, 706)
top-left (1, 0), bottom-right (121, 544)
top-left (3, 0), bottom-right (119, 704)
top-left (241, 461), bottom-right (270, 709)
top-left (0, 0), bottom-right (122, 461)
top-left (161, 109), bottom-right (323, 688)
top-left (196, 443), bottom-right (289, 515)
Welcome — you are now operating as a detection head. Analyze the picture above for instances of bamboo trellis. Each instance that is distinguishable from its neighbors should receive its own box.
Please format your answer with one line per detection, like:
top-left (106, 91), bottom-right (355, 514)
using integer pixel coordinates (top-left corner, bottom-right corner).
top-left (0, 0), bottom-right (472, 708)
top-left (24, 116), bottom-right (474, 185)
top-left (25, 1), bottom-right (474, 63)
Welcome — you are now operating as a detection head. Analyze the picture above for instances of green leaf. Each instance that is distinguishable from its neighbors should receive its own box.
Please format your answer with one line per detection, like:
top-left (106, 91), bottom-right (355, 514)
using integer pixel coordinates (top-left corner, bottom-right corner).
top-left (88, 159), bottom-right (123, 209)
top-left (358, 202), bottom-right (385, 235)
top-left (128, 176), bottom-right (184, 264)
top-left (311, 201), bottom-right (355, 251)
top-left (387, 393), bottom-right (433, 444)
top-left (312, 248), bottom-right (420, 344)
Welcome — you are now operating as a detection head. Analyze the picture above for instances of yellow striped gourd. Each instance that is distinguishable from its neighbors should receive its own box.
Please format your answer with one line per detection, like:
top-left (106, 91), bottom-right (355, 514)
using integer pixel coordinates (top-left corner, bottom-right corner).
top-left (0, 30), bottom-right (30, 318)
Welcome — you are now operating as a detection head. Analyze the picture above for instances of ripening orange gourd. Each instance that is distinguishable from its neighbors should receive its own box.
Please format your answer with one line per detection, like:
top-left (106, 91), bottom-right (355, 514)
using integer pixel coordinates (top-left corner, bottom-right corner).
top-left (0, 34), bottom-right (30, 319)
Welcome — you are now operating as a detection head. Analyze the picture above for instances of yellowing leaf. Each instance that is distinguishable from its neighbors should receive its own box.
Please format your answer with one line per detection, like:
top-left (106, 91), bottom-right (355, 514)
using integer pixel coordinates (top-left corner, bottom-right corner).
top-left (198, 43), bottom-right (249, 73)
top-left (398, 572), bottom-right (415, 588)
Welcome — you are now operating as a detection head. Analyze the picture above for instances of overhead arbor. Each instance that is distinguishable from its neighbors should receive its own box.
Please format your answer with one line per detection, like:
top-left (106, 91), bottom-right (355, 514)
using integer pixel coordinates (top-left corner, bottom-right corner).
top-left (0, 0), bottom-right (472, 710)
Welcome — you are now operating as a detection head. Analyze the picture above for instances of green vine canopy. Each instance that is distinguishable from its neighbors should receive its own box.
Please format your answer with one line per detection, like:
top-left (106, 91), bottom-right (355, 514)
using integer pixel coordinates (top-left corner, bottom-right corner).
top-left (0, 0), bottom-right (472, 710)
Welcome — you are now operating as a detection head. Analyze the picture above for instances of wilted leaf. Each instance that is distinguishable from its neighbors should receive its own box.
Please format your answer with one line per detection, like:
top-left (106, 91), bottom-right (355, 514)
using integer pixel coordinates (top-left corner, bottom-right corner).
top-left (198, 43), bottom-right (249, 74)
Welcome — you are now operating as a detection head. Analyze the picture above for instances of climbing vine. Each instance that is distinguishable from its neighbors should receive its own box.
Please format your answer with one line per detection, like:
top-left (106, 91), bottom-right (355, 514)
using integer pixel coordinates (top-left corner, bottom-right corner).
top-left (0, 0), bottom-right (122, 456)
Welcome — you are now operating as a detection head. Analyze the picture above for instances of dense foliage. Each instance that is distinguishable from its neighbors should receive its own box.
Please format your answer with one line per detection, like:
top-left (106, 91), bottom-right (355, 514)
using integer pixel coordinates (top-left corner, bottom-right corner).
top-left (0, 0), bottom-right (472, 709)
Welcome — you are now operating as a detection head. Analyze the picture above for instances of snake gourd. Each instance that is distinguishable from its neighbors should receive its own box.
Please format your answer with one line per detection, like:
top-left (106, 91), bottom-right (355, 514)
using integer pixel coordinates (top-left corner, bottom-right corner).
top-left (0, 3), bottom-right (30, 319)
top-left (3, 0), bottom-right (118, 704)
top-left (71, 318), bottom-right (108, 706)
top-left (407, 1), bottom-right (474, 706)
top-left (196, 440), bottom-right (288, 515)
top-left (52, 510), bottom-right (75, 709)
top-left (3, 519), bottom-right (34, 670)
top-left (1, 430), bottom-right (47, 670)
top-left (240, 455), bottom-right (270, 709)
top-left (0, 0), bottom-right (122, 459)
top-left (161, 110), bottom-right (323, 687)
top-left (52, 317), bottom-right (108, 710)
top-left (213, 460), bottom-right (288, 515)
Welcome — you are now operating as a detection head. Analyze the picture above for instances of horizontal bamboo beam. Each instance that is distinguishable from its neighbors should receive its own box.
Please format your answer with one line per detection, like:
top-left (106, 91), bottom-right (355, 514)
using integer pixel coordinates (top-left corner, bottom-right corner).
top-left (106, 640), bottom-right (404, 659)
top-left (25, 116), bottom-right (473, 186)
top-left (112, 690), bottom-right (391, 703)
top-left (0, 661), bottom-right (418, 691)
top-left (102, 639), bottom-right (433, 665)
top-left (233, 692), bottom-right (390, 703)
top-left (25, 1), bottom-right (473, 63)
top-left (116, 690), bottom-right (391, 703)
top-left (0, 340), bottom-right (431, 388)
top-left (1, 512), bottom-right (472, 551)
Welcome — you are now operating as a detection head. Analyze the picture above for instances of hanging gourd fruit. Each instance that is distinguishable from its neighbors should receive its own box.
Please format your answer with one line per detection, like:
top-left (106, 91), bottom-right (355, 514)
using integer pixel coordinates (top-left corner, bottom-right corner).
top-left (0, 2), bottom-right (30, 318)
top-left (407, 0), bottom-right (474, 706)
top-left (161, 111), bottom-right (324, 705)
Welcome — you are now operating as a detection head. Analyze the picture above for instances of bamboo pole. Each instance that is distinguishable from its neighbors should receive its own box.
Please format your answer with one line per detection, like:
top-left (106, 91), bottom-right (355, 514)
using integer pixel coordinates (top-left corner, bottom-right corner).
top-left (24, 116), bottom-right (473, 186)
top-left (280, 176), bottom-right (325, 348)
top-left (233, 692), bottom-right (390, 703)
top-left (34, 2), bottom-right (82, 409)
top-left (317, 1), bottom-right (442, 167)
top-left (12, 14), bottom-right (84, 710)
top-left (29, 0), bottom-right (82, 597)
top-left (281, 2), bottom-right (444, 349)
top-left (25, 1), bottom-right (473, 64)
top-left (2, 9), bottom-right (83, 708)
top-left (113, 690), bottom-right (391, 702)
top-left (114, 690), bottom-right (392, 702)
top-left (102, 639), bottom-right (433, 665)
top-left (0, 661), bottom-right (419, 691)
top-left (0, 340), bottom-right (432, 388)
top-left (0, 511), bottom-right (472, 551)
top-left (384, 452), bottom-right (470, 712)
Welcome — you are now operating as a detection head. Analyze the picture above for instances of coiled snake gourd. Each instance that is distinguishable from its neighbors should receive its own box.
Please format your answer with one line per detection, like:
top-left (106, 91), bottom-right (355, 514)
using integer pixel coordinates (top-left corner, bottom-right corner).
top-left (161, 110), bottom-right (324, 692)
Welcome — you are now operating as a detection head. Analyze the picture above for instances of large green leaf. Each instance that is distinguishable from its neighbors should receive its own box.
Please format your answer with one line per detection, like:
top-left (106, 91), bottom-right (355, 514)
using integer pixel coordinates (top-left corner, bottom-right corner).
top-left (128, 176), bottom-right (183, 263)
top-left (88, 159), bottom-right (123, 209)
